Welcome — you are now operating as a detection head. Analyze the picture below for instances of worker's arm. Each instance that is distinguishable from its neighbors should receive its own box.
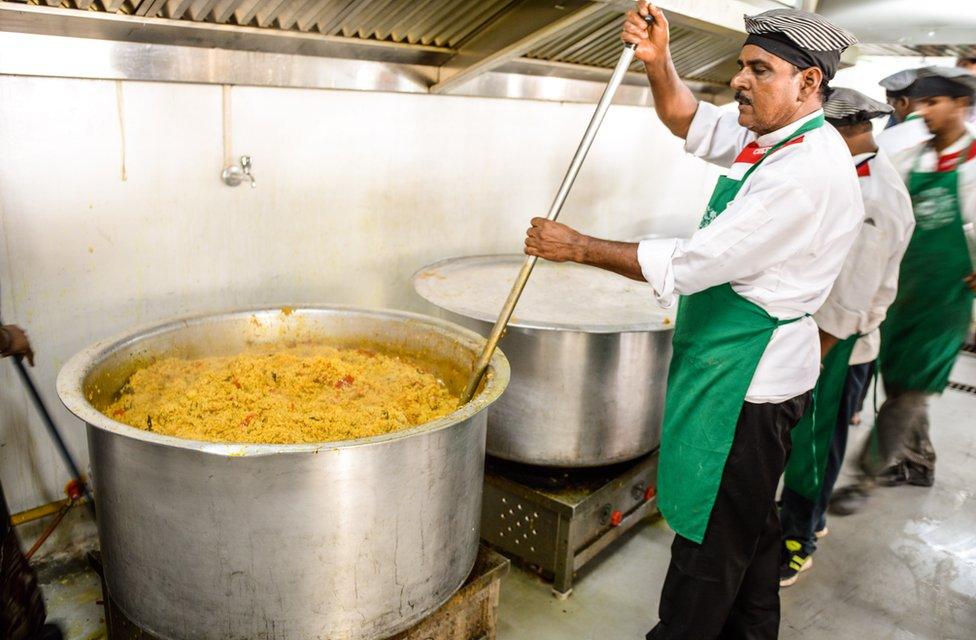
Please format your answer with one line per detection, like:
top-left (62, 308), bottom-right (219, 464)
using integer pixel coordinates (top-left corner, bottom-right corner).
top-left (527, 155), bottom-right (829, 306)
top-left (819, 329), bottom-right (840, 360)
top-left (0, 324), bottom-right (34, 366)
top-left (622, 3), bottom-right (698, 139)
top-left (524, 218), bottom-right (643, 281)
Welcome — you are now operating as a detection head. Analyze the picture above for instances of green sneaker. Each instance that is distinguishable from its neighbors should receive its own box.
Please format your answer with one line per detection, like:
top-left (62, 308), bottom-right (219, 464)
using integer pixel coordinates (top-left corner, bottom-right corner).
top-left (779, 539), bottom-right (813, 587)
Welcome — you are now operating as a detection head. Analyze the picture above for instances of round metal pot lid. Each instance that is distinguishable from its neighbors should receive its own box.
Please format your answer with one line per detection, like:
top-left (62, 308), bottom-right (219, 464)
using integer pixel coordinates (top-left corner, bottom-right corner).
top-left (413, 254), bottom-right (675, 333)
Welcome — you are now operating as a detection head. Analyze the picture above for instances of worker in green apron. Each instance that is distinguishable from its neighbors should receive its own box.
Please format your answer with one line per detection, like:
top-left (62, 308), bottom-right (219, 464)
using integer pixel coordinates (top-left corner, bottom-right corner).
top-left (1, 320), bottom-right (64, 640)
top-left (778, 89), bottom-right (915, 588)
top-left (831, 66), bottom-right (976, 515)
top-left (524, 4), bottom-right (861, 638)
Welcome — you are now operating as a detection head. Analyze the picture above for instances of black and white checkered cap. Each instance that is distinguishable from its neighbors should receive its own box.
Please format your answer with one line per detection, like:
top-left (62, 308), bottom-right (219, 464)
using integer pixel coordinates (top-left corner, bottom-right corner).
top-left (879, 69), bottom-right (919, 92)
top-left (744, 8), bottom-right (857, 53)
top-left (824, 88), bottom-right (893, 122)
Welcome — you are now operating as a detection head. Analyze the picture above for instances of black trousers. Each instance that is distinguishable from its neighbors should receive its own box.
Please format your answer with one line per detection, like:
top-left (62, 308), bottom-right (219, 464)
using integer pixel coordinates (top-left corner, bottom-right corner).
top-left (647, 392), bottom-right (811, 640)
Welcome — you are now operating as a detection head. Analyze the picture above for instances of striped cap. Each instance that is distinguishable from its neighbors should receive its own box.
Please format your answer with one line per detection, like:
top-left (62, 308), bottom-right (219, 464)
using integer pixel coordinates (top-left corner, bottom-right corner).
top-left (823, 88), bottom-right (893, 124)
top-left (744, 8), bottom-right (857, 53)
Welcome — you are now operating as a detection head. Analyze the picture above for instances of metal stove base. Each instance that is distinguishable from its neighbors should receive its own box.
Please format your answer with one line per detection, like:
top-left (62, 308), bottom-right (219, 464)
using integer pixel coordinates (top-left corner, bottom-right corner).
top-left (481, 449), bottom-right (659, 598)
top-left (88, 547), bottom-right (508, 640)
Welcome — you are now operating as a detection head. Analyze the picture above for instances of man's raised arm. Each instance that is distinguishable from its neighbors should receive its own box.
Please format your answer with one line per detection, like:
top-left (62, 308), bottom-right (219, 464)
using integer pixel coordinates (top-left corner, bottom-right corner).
top-left (622, 2), bottom-right (699, 139)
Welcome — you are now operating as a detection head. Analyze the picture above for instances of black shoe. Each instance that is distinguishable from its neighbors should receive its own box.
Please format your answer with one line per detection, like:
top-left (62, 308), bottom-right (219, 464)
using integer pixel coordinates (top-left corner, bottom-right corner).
top-left (779, 539), bottom-right (813, 587)
top-left (878, 461), bottom-right (935, 487)
top-left (828, 484), bottom-right (872, 516)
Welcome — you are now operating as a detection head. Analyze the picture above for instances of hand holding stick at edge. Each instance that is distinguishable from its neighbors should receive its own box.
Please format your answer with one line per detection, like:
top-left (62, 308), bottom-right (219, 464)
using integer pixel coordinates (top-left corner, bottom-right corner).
top-left (622, 2), bottom-right (670, 67)
top-left (0, 324), bottom-right (34, 366)
top-left (623, 2), bottom-right (699, 139)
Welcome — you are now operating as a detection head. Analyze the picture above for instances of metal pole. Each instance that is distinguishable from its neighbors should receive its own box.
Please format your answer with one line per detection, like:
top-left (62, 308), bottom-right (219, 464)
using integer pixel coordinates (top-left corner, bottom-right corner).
top-left (462, 29), bottom-right (647, 403)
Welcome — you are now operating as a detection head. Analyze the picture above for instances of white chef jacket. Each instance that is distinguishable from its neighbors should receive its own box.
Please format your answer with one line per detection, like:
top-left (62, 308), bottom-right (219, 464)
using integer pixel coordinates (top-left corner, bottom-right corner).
top-left (638, 104), bottom-right (864, 403)
top-left (813, 149), bottom-right (916, 365)
top-left (876, 113), bottom-right (932, 157)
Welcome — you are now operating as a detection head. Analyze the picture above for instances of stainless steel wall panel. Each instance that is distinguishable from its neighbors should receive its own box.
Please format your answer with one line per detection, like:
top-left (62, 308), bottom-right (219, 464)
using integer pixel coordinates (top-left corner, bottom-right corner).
top-left (0, 32), bottom-right (438, 91)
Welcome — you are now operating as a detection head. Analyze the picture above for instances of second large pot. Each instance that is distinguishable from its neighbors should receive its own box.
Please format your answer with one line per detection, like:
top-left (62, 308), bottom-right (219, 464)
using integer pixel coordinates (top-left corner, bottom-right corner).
top-left (415, 255), bottom-right (674, 467)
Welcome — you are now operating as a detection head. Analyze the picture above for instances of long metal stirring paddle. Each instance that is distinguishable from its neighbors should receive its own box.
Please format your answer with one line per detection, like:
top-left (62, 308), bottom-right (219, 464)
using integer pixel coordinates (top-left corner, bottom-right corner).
top-left (461, 15), bottom-right (653, 403)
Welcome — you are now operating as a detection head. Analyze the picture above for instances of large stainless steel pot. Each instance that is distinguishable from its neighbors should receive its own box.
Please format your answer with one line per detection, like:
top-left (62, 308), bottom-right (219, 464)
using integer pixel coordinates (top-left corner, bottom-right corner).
top-left (414, 255), bottom-right (674, 468)
top-left (57, 306), bottom-right (509, 640)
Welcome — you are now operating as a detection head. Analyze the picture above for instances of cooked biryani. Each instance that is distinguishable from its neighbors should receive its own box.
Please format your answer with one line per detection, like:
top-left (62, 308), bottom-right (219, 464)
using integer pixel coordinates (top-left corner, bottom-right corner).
top-left (101, 343), bottom-right (460, 444)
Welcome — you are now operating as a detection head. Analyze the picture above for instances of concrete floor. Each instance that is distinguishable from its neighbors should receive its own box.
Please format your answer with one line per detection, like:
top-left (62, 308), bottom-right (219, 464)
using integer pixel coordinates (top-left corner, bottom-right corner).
top-left (497, 354), bottom-right (976, 640)
top-left (39, 356), bottom-right (976, 640)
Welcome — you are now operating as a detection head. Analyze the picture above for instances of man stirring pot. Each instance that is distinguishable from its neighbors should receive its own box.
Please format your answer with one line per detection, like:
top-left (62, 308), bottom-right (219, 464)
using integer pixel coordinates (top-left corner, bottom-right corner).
top-left (524, 4), bottom-right (862, 638)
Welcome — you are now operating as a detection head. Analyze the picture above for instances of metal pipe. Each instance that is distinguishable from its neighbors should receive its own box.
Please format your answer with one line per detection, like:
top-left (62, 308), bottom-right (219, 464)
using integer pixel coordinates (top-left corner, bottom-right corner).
top-left (10, 497), bottom-right (71, 527)
top-left (461, 23), bottom-right (649, 403)
top-left (24, 499), bottom-right (74, 561)
top-left (11, 494), bottom-right (91, 527)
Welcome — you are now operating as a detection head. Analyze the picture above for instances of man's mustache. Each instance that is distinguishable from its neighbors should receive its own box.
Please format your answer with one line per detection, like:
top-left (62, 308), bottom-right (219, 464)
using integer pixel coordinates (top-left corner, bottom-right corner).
top-left (735, 92), bottom-right (752, 106)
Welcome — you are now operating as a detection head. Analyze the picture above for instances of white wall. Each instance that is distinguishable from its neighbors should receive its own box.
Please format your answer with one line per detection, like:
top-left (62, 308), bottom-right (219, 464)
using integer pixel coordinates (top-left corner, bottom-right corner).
top-left (0, 75), bottom-right (719, 511)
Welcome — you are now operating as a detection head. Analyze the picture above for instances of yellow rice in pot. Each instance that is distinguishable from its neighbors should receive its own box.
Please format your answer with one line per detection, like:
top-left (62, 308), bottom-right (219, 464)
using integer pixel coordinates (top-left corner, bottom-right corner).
top-left (100, 343), bottom-right (459, 444)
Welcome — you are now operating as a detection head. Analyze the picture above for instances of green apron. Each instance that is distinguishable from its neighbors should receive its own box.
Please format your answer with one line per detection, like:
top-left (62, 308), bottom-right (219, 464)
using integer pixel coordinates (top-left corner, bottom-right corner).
top-left (659, 114), bottom-right (824, 544)
top-left (783, 334), bottom-right (859, 501)
top-left (879, 140), bottom-right (975, 393)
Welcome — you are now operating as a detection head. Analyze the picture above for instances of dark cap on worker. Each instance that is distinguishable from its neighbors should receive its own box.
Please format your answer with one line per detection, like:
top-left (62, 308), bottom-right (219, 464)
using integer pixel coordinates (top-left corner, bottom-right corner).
top-left (909, 66), bottom-right (976, 100)
top-left (879, 69), bottom-right (919, 99)
top-left (823, 88), bottom-right (893, 126)
top-left (743, 8), bottom-right (858, 82)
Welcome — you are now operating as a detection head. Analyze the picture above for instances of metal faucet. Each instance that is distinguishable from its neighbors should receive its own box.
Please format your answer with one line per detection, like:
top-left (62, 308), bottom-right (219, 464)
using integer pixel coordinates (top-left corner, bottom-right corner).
top-left (240, 155), bottom-right (255, 188)
top-left (221, 155), bottom-right (256, 188)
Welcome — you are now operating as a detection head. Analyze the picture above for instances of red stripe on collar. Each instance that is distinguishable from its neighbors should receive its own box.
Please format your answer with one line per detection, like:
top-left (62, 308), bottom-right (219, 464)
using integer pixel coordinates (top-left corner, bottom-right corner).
top-left (936, 141), bottom-right (976, 172)
top-left (733, 136), bottom-right (806, 165)
top-left (937, 150), bottom-right (963, 172)
top-left (856, 160), bottom-right (871, 177)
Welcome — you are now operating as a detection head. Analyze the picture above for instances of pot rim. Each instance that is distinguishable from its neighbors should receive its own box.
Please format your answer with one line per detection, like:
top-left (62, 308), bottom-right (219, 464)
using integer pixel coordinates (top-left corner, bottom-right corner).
top-left (413, 254), bottom-right (676, 334)
top-left (56, 305), bottom-right (510, 457)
